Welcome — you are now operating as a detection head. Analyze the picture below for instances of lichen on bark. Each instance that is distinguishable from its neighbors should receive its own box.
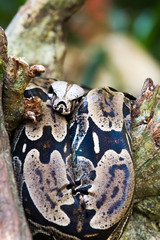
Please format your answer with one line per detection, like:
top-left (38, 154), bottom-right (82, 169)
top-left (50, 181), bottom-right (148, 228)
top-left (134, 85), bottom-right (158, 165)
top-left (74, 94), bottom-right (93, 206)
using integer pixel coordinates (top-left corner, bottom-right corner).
top-left (0, 27), bottom-right (32, 240)
top-left (132, 79), bottom-right (160, 200)
top-left (121, 78), bottom-right (160, 240)
top-left (6, 0), bottom-right (85, 79)
top-left (0, 28), bottom-right (7, 82)
top-left (3, 56), bottom-right (45, 133)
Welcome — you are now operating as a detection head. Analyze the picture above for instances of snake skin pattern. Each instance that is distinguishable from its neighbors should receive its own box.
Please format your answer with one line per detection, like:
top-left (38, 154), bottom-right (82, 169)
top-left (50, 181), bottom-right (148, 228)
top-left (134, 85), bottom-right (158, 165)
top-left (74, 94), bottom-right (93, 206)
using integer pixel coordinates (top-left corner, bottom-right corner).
top-left (12, 80), bottom-right (135, 240)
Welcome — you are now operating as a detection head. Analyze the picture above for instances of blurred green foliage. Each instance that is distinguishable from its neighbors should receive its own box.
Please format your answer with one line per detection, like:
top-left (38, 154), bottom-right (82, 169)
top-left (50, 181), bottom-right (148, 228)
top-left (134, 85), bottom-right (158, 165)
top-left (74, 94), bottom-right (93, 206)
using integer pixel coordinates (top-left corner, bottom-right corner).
top-left (0, 0), bottom-right (26, 29)
top-left (0, 0), bottom-right (160, 61)
top-left (110, 0), bottom-right (160, 60)
top-left (80, 48), bottom-right (106, 88)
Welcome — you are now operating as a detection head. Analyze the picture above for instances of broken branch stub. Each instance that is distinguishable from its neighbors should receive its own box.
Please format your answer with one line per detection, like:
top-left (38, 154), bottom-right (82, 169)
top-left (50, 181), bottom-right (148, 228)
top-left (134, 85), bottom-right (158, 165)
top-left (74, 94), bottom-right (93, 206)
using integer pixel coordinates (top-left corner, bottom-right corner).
top-left (3, 56), bottom-right (45, 133)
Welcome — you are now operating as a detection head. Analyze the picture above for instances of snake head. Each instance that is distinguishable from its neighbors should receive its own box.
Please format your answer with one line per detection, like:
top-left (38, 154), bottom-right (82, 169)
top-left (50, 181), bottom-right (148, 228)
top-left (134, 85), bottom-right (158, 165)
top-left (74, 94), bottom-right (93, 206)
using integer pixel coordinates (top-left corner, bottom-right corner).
top-left (49, 81), bottom-right (85, 115)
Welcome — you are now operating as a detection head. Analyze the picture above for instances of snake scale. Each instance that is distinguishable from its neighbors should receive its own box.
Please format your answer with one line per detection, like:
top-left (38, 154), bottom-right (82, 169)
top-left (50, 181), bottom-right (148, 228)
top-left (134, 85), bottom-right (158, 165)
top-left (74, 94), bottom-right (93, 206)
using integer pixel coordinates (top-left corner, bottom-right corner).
top-left (12, 79), bottom-right (135, 240)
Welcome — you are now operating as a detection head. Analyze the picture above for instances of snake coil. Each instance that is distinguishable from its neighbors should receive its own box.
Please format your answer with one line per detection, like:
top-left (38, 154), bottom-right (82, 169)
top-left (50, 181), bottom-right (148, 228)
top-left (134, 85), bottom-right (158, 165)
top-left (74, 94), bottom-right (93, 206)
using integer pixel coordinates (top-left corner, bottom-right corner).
top-left (12, 80), bottom-right (134, 240)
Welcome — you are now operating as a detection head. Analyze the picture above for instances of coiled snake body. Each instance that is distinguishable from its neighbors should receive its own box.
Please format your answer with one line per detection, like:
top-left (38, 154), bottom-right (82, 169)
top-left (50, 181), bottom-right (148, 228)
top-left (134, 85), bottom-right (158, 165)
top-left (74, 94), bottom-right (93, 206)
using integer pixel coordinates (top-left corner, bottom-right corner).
top-left (12, 80), bottom-right (135, 240)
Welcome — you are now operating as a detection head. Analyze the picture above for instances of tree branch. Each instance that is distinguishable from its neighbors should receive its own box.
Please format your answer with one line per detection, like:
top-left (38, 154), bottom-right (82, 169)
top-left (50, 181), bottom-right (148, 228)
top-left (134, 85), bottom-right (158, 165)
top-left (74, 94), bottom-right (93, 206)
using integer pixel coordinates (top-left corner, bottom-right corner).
top-left (6, 0), bottom-right (85, 79)
top-left (3, 56), bottom-right (45, 133)
top-left (0, 27), bottom-right (32, 240)
top-left (121, 78), bottom-right (160, 239)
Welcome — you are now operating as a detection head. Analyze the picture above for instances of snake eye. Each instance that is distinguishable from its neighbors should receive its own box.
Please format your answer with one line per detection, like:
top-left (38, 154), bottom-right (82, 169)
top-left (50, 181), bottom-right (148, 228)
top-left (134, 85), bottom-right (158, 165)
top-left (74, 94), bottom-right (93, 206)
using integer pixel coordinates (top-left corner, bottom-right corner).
top-left (48, 85), bottom-right (54, 94)
top-left (48, 85), bottom-right (57, 98)
top-left (48, 87), bottom-right (56, 101)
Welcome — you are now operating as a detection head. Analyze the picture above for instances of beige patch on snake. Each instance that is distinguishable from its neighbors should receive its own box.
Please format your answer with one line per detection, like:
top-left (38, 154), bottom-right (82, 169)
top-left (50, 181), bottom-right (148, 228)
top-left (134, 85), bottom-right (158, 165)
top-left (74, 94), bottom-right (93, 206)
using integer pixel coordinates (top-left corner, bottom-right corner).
top-left (25, 100), bottom-right (67, 142)
top-left (24, 149), bottom-right (74, 226)
top-left (83, 149), bottom-right (134, 229)
top-left (87, 88), bottom-right (124, 132)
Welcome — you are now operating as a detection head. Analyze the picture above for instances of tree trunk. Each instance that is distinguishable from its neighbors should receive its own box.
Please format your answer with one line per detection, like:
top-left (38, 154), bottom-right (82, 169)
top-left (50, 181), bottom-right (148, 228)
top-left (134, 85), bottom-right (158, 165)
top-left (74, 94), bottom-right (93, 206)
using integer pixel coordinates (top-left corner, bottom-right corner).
top-left (0, 27), bottom-right (32, 240)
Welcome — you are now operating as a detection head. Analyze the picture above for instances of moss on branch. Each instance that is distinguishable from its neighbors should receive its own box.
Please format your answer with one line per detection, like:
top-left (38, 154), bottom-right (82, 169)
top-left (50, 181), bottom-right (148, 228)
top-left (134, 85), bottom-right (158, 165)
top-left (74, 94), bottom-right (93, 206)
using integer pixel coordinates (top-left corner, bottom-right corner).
top-left (121, 78), bottom-right (160, 240)
top-left (0, 26), bottom-right (32, 240)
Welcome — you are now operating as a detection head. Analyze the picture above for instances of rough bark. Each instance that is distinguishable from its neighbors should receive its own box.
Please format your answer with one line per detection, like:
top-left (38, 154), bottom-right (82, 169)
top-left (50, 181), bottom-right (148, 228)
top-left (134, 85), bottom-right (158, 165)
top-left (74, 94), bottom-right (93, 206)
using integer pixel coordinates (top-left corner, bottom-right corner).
top-left (3, 56), bottom-right (45, 133)
top-left (6, 0), bottom-right (85, 79)
top-left (121, 78), bottom-right (160, 240)
top-left (0, 27), bottom-right (32, 240)
top-left (1, 0), bottom-right (160, 239)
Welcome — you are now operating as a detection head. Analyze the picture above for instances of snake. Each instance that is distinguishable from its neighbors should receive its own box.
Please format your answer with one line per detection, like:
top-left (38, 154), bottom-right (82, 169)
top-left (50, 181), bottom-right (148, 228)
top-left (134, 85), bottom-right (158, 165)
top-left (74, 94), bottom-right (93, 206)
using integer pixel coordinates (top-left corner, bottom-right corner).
top-left (12, 79), bottom-right (135, 240)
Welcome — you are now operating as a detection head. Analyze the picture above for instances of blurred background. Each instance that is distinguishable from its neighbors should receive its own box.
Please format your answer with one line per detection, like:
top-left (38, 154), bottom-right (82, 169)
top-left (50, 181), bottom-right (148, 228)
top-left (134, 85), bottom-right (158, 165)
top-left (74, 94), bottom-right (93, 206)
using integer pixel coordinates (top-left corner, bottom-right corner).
top-left (1, 0), bottom-right (160, 96)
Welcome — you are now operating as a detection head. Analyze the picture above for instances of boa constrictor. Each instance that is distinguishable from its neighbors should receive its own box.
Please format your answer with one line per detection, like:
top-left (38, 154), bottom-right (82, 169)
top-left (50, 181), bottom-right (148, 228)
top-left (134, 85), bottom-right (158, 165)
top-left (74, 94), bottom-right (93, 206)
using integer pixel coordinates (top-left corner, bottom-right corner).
top-left (12, 79), bottom-right (135, 240)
